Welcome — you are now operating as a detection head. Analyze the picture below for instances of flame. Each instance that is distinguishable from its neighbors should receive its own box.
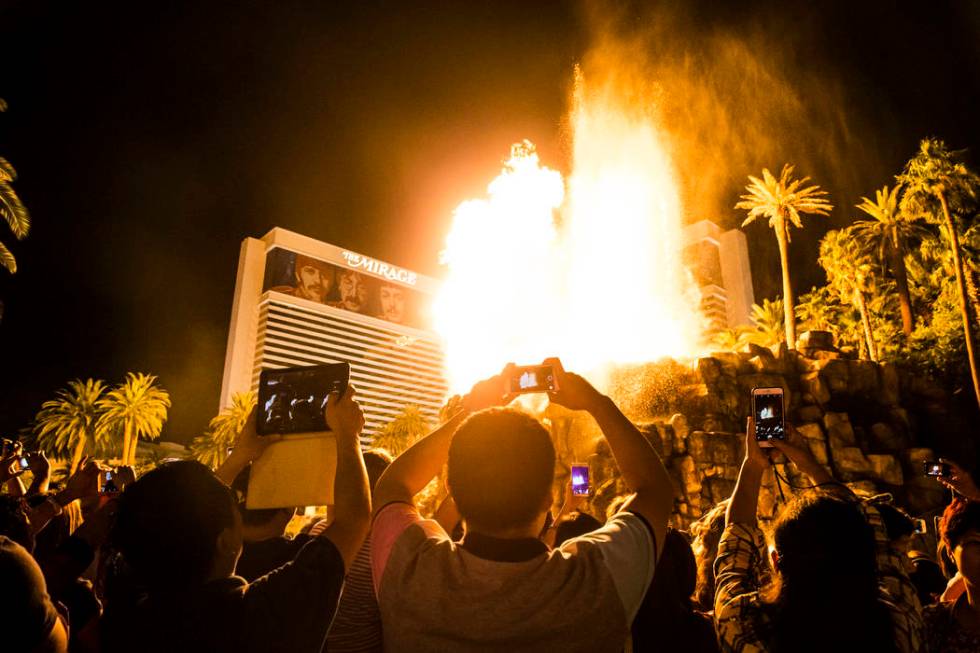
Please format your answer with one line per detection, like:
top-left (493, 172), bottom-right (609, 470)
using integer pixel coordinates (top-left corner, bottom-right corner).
top-left (434, 74), bottom-right (703, 393)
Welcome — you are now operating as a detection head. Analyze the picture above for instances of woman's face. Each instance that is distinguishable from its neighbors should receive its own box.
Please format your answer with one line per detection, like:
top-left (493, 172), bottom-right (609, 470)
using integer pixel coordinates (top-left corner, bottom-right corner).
top-left (953, 529), bottom-right (980, 585)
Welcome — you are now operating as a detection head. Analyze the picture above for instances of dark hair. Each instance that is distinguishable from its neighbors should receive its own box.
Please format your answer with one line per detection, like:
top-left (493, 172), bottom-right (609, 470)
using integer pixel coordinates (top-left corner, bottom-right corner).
top-left (363, 448), bottom-right (393, 491)
top-left (0, 496), bottom-right (33, 552)
top-left (632, 530), bottom-right (719, 652)
top-left (908, 555), bottom-right (947, 607)
top-left (875, 503), bottom-right (915, 541)
top-left (113, 461), bottom-right (236, 593)
top-left (766, 494), bottom-right (898, 653)
top-left (690, 498), bottom-right (728, 611)
top-left (554, 511), bottom-right (602, 546)
top-left (939, 497), bottom-right (980, 552)
top-left (448, 408), bottom-right (555, 531)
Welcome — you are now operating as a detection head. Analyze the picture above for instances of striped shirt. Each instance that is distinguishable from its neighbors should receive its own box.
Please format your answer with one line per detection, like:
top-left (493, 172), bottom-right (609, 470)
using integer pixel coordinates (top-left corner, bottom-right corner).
top-left (325, 536), bottom-right (383, 652)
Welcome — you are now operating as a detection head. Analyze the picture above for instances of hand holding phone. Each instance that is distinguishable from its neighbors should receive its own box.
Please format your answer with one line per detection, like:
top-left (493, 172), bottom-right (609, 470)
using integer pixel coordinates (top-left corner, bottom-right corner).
top-left (751, 387), bottom-right (785, 448)
top-left (507, 364), bottom-right (558, 395)
top-left (924, 461), bottom-right (952, 478)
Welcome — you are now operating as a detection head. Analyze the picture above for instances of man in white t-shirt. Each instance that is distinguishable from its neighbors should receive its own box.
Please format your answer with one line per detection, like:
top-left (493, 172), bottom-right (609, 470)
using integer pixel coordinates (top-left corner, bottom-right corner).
top-left (370, 359), bottom-right (673, 652)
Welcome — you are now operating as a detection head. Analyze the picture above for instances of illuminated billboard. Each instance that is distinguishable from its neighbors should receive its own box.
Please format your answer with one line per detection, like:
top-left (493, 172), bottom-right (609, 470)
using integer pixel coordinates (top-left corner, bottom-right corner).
top-left (262, 247), bottom-right (427, 329)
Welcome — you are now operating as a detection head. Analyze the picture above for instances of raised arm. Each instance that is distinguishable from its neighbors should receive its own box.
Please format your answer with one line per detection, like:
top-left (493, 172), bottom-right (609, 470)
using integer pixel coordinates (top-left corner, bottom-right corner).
top-left (215, 410), bottom-right (279, 487)
top-left (546, 359), bottom-right (672, 551)
top-left (727, 418), bottom-right (769, 527)
top-left (318, 387), bottom-right (371, 567)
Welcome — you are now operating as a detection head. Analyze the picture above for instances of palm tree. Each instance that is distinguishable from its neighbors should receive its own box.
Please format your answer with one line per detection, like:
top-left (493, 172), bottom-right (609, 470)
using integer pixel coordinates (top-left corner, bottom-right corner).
top-left (97, 373), bottom-right (171, 465)
top-left (711, 326), bottom-right (753, 351)
top-left (737, 164), bottom-right (834, 348)
top-left (34, 379), bottom-right (107, 474)
top-left (819, 227), bottom-right (880, 361)
top-left (190, 391), bottom-right (256, 469)
top-left (748, 298), bottom-right (785, 348)
top-left (898, 138), bottom-right (980, 409)
top-left (0, 99), bottom-right (31, 275)
top-left (371, 405), bottom-right (431, 457)
top-left (852, 184), bottom-right (929, 336)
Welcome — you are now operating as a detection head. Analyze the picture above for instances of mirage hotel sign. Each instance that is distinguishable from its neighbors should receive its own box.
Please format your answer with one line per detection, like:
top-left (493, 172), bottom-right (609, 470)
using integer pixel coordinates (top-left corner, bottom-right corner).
top-left (341, 251), bottom-right (418, 286)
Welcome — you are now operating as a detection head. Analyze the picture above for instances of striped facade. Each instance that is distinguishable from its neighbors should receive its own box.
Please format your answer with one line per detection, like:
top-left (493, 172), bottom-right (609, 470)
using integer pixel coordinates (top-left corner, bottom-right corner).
top-left (220, 228), bottom-right (447, 446)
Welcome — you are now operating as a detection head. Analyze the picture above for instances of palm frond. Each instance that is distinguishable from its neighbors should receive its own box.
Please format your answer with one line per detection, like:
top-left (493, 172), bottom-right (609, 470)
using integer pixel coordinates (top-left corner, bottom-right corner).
top-left (0, 181), bottom-right (30, 238)
top-left (0, 240), bottom-right (15, 273)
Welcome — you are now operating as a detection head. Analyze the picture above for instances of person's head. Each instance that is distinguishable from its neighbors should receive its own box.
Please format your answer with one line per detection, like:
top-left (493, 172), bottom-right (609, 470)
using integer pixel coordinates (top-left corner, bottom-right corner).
top-left (363, 449), bottom-right (393, 493)
top-left (908, 553), bottom-right (948, 606)
top-left (553, 511), bottom-right (602, 546)
top-left (690, 498), bottom-right (729, 611)
top-left (0, 536), bottom-right (68, 653)
top-left (293, 254), bottom-right (333, 303)
top-left (448, 408), bottom-right (555, 537)
top-left (231, 465), bottom-right (295, 540)
top-left (378, 284), bottom-right (407, 323)
top-left (939, 498), bottom-right (980, 585)
top-left (876, 502), bottom-right (916, 554)
top-left (765, 494), bottom-right (897, 653)
top-left (642, 529), bottom-right (697, 612)
top-left (0, 495), bottom-right (34, 552)
top-left (337, 270), bottom-right (370, 312)
top-left (112, 461), bottom-right (241, 594)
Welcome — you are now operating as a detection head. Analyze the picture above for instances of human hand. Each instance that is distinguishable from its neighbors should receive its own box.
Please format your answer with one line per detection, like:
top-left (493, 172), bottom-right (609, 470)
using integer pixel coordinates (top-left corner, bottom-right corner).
top-left (544, 358), bottom-right (605, 413)
top-left (26, 451), bottom-right (50, 477)
top-left (0, 450), bottom-right (27, 485)
top-left (936, 459), bottom-right (980, 501)
top-left (231, 409), bottom-right (279, 463)
top-left (461, 371), bottom-right (511, 413)
top-left (113, 465), bottom-right (137, 491)
top-left (743, 417), bottom-right (771, 471)
top-left (61, 459), bottom-right (108, 503)
top-left (770, 426), bottom-right (814, 467)
top-left (326, 385), bottom-right (365, 440)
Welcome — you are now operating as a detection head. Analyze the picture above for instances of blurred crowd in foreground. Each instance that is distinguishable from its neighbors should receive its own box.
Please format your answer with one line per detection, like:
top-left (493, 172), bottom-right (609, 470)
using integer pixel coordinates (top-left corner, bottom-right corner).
top-left (1, 358), bottom-right (978, 653)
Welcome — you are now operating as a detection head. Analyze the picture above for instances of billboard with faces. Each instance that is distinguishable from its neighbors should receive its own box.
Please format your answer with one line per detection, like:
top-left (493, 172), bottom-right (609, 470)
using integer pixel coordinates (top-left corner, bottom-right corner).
top-left (262, 247), bottom-right (427, 329)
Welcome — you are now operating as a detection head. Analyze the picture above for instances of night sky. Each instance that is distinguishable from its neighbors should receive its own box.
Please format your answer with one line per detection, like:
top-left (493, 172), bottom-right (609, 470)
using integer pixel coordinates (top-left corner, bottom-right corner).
top-left (0, 1), bottom-right (978, 444)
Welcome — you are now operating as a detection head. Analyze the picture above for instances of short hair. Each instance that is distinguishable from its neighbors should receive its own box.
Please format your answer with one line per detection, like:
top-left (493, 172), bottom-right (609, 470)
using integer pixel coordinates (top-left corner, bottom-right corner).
top-left (363, 448), bottom-right (393, 491)
top-left (876, 503), bottom-right (916, 541)
top-left (113, 461), bottom-right (236, 592)
top-left (554, 511), bottom-right (602, 546)
top-left (939, 498), bottom-right (980, 552)
top-left (448, 408), bottom-right (555, 531)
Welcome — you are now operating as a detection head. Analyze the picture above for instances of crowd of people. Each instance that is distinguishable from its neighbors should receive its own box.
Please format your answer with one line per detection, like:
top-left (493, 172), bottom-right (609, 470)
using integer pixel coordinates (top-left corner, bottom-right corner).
top-left (1, 358), bottom-right (979, 652)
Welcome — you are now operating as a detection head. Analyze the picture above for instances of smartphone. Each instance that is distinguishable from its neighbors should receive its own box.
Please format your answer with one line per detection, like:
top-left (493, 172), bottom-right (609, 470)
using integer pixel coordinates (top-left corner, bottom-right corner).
top-left (102, 470), bottom-right (119, 494)
top-left (571, 463), bottom-right (590, 497)
top-left (508, 364), bottom-right (558, 395)
top-left (923, 461), bottom-right (951, 478)
top-left (17, 456), bottom-right (29, 471)
top-left (914, 518), bottom-right (928, 535)
top-left (752, 387), bottom-right (785, 448)
top-left (256, 363), bottom-right (351, 435)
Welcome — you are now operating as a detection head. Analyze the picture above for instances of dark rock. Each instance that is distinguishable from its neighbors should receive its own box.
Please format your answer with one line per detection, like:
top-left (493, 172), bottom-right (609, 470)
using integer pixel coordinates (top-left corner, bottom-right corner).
top-left (879, 362), bottom-right (901, 405)
top-left (697, 357), bottom-right (723, 385)
top-left (797, 404), bottom-right (824, 422)
top-left (833, 446), bottom-right (871, 479)
top-left (823, 412), bottom-right (857, 449)
top-left (819, 359), bottom-right (850, 394)
top-left (867, 454), bottom-right (903, 485)
top-left (797, 330), bottom-right (836, 351)
top-left (801, 371), bottom-right (831, 405)
top-left (869, 422), bottom-right (906, 452)
top-left (847, 360), bottom-right (880, 395)
top-left (669, 414), bottom-right (689, 454)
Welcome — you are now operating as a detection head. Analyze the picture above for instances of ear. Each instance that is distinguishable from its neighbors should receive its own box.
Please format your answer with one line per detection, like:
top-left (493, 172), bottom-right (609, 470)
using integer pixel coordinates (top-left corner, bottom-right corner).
top-left (770, 548), bottom-right (780, 571)
top-left (215, 525), bottom-right (241, 559)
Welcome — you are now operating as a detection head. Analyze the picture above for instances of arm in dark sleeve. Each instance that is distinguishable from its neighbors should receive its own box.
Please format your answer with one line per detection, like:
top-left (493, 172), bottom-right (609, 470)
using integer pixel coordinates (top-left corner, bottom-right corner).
top-left (242, 536), bottom-right (347, 652)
